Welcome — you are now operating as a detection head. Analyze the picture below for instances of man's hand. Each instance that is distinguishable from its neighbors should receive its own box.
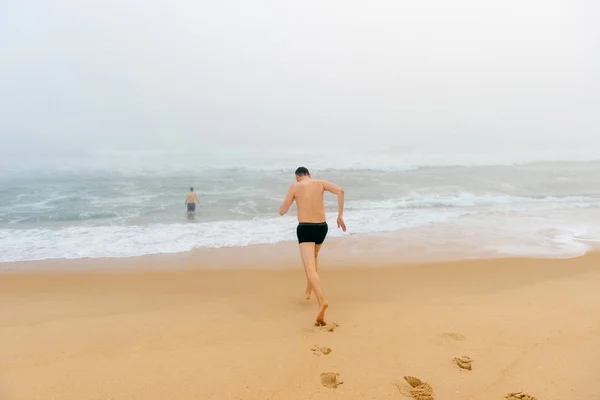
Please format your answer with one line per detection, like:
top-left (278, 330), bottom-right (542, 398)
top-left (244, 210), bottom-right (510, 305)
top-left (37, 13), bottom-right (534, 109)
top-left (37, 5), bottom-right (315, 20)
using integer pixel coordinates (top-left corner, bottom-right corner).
top-left (337, 216), bottom-right (347, 232)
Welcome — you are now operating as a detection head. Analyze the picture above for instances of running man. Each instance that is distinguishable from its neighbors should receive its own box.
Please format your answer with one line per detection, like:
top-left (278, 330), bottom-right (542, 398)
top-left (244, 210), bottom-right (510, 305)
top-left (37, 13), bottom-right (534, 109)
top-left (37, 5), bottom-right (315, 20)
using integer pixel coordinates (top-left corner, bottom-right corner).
top-left (279, 167), bottom-right (346, 325)
top-left (185, 187), bottom-right (201, 218)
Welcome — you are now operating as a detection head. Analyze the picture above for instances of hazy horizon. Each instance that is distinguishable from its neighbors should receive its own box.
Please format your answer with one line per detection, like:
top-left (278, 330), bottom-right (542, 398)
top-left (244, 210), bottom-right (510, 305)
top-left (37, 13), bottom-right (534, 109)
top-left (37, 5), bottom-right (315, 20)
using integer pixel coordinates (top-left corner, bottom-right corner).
top-left (1, 0), bottom-right (599, 157)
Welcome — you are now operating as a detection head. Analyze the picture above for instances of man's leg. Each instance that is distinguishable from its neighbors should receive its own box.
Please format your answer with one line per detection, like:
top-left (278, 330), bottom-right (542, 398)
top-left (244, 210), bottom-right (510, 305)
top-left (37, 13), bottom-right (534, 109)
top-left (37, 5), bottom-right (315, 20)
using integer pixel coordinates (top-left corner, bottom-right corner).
top-left (305, 244), bottom-right (322, 300)
top-left (299, 242), bottom-right (328, 323)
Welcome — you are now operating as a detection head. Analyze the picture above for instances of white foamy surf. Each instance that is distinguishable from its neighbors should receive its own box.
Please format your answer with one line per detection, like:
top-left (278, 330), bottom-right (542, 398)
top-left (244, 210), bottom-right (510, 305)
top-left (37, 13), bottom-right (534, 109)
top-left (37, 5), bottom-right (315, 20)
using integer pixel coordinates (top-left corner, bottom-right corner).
top-left (2, 148), bottom-right (600, 265)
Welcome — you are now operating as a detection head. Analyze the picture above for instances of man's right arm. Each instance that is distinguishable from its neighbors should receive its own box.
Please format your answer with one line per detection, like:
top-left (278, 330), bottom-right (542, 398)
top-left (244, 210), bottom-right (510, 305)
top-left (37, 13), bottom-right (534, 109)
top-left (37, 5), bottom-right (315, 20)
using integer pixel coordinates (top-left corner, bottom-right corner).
top-left (322, 181), bottom-right (346, 231)
top-left (279, 185), bottom-right (296, 216)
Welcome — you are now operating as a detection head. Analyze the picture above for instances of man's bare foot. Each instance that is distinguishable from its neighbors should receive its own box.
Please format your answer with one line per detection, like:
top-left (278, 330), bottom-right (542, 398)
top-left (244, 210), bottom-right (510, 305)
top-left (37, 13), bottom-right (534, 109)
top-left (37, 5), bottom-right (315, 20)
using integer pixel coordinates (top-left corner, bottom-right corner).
top-left (316, 300), bottom-right (329, 324)
top-left (305, 284), bottom-right (312, 300)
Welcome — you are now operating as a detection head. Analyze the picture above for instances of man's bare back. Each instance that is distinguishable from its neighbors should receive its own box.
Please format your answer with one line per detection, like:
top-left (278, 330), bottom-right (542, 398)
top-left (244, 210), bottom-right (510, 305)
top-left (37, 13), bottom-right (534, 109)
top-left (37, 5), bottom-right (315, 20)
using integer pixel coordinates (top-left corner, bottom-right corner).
top-left (185, 187), bottom-right (200, 205)
top-left (288, 180), bottom-right (327, 223)
top-left (185, 192), bottom-right (198, 203)
top-left (279, 175), bottom-right (346, 231)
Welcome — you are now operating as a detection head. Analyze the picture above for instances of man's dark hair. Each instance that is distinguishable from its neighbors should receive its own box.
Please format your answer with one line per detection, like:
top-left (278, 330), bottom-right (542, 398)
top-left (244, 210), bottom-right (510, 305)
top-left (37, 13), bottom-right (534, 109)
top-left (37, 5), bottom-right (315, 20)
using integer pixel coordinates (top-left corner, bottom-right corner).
top-left (190, 187), bottom-right (194, 191)
top-left (295, 167), bottom-right (310, 176)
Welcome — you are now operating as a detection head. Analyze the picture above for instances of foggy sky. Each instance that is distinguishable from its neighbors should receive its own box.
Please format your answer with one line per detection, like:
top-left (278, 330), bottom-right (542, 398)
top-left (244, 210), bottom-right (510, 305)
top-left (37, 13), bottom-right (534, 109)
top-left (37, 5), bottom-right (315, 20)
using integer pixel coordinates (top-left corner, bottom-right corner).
top-left (1, 0), bottom-right (599, 156)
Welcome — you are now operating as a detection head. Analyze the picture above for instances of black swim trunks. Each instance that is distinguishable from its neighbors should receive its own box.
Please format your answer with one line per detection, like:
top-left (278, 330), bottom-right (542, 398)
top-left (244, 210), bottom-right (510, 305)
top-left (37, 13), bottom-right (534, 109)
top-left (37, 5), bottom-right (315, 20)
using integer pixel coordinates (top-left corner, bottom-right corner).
top-left (187, 203), bottom-right (196, 212)
top-left (296, 222), bottom-right (328, 245)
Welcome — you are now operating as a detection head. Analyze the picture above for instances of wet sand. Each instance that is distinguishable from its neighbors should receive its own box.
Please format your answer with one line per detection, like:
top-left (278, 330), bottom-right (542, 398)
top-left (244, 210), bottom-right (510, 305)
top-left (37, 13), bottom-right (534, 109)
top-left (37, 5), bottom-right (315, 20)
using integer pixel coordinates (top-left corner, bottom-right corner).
top-left (1, 245), bottom-right (599, 399)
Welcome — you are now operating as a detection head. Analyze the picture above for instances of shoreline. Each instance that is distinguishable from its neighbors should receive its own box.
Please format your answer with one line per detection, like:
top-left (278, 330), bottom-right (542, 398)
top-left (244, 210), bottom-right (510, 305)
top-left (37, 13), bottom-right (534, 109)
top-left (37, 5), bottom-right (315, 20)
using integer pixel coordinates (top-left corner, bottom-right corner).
top-left (1, 229), bottom-right (594, 273)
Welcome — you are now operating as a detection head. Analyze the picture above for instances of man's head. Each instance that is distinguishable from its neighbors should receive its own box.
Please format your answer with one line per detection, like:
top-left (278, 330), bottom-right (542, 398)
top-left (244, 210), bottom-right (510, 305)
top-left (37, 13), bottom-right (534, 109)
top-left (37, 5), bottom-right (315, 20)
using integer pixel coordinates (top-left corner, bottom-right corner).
top-left (190, 187), bottom-right (194, 192)
top-left (295, 166), bottom-right (310, 182)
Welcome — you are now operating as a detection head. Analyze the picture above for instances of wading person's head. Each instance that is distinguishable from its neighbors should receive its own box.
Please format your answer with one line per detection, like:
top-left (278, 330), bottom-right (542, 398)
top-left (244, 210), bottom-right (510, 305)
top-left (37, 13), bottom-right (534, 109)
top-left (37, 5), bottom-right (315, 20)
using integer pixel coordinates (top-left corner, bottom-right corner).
top-left (190, 187), bottom-right (194, 192)
top-left (295, 167), bottom-right (310, 182)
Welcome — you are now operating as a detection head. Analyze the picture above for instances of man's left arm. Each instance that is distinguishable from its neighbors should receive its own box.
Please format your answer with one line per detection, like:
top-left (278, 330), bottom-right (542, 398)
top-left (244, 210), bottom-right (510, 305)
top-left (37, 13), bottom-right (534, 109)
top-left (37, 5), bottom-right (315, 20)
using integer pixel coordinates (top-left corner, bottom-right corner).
top-left (279, 185), bottom-right (295, 216)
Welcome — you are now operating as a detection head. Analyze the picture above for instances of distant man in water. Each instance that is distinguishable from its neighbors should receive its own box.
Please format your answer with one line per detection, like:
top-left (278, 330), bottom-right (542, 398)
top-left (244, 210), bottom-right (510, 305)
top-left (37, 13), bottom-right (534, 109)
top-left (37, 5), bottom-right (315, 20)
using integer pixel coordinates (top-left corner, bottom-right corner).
top-left (279, 167), bottom-right (346, 325)
top-left (185, 187), bottom-right (201, 218)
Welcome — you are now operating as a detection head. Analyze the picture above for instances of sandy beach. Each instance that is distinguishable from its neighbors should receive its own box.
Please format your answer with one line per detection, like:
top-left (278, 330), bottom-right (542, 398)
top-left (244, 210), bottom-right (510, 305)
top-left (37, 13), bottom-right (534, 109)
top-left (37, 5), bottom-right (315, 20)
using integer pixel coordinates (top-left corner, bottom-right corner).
top-left (1, 244), bottom-right (600, 400)
top-left (3, 0), bottom-right (599, 398)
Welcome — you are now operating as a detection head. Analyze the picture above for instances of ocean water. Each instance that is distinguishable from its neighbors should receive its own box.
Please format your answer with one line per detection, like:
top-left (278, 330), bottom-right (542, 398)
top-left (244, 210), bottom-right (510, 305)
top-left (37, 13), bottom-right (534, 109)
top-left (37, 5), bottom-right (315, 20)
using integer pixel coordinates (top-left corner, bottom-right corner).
top-left (2, 148), bottom-right (600, 263)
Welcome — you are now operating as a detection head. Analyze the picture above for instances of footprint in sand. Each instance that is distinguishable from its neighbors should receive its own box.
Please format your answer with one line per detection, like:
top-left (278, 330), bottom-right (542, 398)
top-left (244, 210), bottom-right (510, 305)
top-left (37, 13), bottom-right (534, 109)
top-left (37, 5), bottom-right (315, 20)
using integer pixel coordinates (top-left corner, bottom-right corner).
top-left (315, 321), bottom-right (340, 332)
top-left (311, 345), bottom-right (332, 355)
top-left (320, 372), bottom-right (343, 388)
top-left (505, 392), bottom-right (538, 400)
top-left (442, 332), bottom-right (466, 341)
top-left (395, 376), bottom-right (434, 400)
top-left (453, 356), bottom-right (473, 370)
